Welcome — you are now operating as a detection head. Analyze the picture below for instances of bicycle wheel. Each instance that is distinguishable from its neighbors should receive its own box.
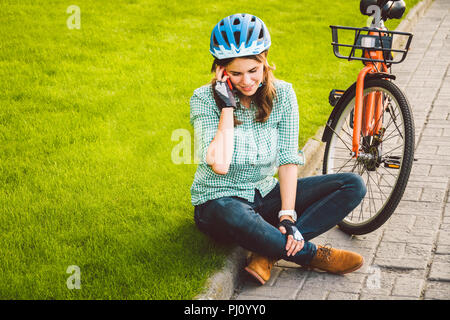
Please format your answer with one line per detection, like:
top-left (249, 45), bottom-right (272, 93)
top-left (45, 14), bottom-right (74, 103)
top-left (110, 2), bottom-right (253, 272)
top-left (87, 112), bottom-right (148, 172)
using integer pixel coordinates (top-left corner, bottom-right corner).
top-left (323, 79), bottom-right (415, 235)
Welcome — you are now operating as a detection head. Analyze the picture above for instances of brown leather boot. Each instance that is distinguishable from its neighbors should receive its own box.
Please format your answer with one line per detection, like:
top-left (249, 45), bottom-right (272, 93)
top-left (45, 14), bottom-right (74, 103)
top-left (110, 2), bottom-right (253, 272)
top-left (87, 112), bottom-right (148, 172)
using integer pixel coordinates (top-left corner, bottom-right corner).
top-left (309, 244), bottom-right (364, 275)
top-left (244, 253), bottom-right (277, 285)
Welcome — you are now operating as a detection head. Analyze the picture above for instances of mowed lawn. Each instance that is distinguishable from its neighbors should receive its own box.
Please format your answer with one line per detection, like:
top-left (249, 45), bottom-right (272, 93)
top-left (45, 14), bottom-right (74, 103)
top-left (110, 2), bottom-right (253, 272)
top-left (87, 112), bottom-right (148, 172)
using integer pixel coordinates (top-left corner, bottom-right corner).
top-left (0, 0), bottom-right (418, 299)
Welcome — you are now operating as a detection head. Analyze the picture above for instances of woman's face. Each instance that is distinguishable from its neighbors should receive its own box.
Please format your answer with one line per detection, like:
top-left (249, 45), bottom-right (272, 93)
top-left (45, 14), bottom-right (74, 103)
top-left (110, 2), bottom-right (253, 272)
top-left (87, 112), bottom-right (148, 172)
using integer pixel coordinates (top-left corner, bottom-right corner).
top-left (225, 58), bottom-right (264, 97)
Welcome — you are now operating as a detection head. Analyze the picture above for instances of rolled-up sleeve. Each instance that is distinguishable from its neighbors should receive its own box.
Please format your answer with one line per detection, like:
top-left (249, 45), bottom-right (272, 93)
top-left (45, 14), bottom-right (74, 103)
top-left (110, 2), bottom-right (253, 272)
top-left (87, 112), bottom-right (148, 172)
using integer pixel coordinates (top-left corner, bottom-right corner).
top-left (190, 90), bottom-right (220, 164)
top-left (276, 85), bottom-right (305, 167)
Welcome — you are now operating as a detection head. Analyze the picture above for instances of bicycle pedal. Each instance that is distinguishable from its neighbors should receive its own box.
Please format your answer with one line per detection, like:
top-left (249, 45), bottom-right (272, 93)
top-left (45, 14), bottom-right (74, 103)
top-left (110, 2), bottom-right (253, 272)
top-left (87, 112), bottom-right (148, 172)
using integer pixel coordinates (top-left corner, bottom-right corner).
top-left (329, 89), bottom-right (345, 107)
top-left (385, 163), bottom-right (400, 169)
top-left (384, 155), bottom-right (401, 169)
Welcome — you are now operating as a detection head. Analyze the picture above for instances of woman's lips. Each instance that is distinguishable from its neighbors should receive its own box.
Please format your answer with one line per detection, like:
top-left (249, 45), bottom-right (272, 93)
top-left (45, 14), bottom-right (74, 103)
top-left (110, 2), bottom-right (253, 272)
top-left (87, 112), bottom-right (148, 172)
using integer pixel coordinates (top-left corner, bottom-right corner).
top-left (241, 85), bottom-right (254, 92)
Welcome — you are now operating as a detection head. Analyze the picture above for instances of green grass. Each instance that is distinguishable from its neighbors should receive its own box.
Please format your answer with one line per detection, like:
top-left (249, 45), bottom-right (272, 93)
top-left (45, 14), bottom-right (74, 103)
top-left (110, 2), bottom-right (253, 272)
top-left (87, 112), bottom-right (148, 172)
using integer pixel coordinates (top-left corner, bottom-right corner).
top-left (0, 0), bottom-right (420, 299)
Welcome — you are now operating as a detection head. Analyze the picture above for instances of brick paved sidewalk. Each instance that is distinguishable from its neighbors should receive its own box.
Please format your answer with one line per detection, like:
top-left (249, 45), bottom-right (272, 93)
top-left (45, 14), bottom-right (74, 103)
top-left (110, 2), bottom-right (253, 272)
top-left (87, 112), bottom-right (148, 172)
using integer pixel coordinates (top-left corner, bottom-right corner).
top-left (232, 0), bottom-right (450, 300)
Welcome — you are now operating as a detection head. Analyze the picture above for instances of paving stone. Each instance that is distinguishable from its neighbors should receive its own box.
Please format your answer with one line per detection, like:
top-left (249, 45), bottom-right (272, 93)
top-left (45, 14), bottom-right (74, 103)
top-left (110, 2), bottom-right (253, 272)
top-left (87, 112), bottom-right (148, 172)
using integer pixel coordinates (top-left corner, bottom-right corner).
top-left (395, 201), bottom-right (442, 215)
top-left (436, 229), bottom-right (450, 254)
top-left (415, 144), bottom-right (438, 155)
top-left (384, 214), bottom-right (416, 231)
top-left (420, 188), bottom-right (446, 202)
top-left (238, 282), bottom-right (299, 300)
top-left (295, 288), bottom-right (328, 300)
top-left (402, 187), bottom-right (423, 201)
top-left (301, 270), bottom-right (365, 293)
top-left (430, 165), bottom-right (450, 176)
top-left (313, 227), bottom-right (382, 250)
top-left (404, 243), bottom-right (433, 260)
top-left (235, 294), bottom-right (280, 300)
top-left (359, 293), bottom-right (417, 300)
top-left (382, 228), bottom-right (435, 244)
top-left (274, 268), bottom-right (309, 289)
top-left (436, 229), bottom-right (450, 246)
top-left (421, 127), bottom-right (443, 136)
top-left (414, 153), bottom-right (450, 165)
top-left (408, 175), bottom-right (448, 186)
top-left (435, 244), bottom-right (450, 255)
top-left (420, 136), bottom-right (450, 147)
top-left (376, 242), bottom-right (407, 259)
top-left (445, 206), bottom-right (450, 219)
top-left (423, 281), bottom-right (450, 299)
top-left (392, 276), bottom-right (425, 297)
top-left (327, 292), bottom-right (359, 300)
top-left (360, 268), bottom-right (396, 296)
top-left (413, 215), bottom-right (441, 230)
top-left (373, 257), bottom-right (428, 270)
top-left (407, 179), bottom-right (447, 190)
top-left (429, 255), bottom-right (450, 281)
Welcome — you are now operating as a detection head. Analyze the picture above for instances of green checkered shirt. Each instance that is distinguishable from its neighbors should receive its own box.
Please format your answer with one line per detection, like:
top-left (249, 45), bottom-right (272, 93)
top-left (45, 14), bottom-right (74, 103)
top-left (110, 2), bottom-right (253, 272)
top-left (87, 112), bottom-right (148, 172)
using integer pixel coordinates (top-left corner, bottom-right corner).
top-left (190, 80), bottom-right (304, 206)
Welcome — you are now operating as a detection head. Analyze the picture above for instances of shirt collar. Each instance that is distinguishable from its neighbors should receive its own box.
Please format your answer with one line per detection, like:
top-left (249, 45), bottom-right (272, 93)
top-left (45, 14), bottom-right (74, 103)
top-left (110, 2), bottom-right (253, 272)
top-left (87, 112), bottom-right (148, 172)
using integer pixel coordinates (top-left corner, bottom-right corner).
top-left (235, 94), bottom-right (256, 111)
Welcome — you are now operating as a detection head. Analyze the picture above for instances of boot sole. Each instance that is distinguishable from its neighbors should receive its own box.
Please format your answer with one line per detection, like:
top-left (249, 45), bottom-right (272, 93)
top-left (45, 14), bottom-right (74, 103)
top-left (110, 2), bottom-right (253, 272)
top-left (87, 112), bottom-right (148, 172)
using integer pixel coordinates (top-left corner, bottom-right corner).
top-left (337, 256), bottom-right (365, 275)
top-left (244, 267), bottom-right (267, 285)
top-left (307, 257), bottom-right (365, 275)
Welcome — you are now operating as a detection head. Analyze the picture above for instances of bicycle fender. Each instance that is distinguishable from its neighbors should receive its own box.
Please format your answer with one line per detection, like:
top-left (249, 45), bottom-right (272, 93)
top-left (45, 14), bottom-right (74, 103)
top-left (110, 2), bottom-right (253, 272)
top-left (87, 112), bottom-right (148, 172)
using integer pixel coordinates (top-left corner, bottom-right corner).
top-left (321, 82), bottom-right (356, 143)
top-left (366, 72), bottom-right (396, 81)
top-left (322, 73), bottom-right (396, 143)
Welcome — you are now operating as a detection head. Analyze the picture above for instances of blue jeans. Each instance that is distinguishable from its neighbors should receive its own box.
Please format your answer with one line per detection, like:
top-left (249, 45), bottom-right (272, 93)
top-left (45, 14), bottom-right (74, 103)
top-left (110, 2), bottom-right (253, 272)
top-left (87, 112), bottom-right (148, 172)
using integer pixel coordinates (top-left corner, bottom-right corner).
top-left (194, 173), bottom-right (366, 266)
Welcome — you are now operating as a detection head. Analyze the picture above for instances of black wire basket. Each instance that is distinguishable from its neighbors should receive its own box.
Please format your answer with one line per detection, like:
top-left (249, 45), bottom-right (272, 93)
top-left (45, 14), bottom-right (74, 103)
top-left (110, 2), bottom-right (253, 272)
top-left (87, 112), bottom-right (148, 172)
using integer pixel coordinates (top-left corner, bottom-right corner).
top-left (330, 25), bottom-right (413, 64)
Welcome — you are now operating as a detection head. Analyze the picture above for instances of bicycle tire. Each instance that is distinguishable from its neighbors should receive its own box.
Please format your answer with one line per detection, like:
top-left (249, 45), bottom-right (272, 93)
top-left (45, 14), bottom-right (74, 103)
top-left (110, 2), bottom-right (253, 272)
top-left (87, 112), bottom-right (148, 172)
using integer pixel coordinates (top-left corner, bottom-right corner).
top-left (323, 79), bottom-right (415, 235)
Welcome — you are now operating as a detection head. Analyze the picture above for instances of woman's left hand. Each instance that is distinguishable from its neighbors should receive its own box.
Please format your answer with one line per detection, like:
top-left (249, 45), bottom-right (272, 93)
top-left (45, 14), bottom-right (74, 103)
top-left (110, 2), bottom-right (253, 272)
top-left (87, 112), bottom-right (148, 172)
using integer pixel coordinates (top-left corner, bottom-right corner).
top-left (278, 218), bottom-right (304, 257)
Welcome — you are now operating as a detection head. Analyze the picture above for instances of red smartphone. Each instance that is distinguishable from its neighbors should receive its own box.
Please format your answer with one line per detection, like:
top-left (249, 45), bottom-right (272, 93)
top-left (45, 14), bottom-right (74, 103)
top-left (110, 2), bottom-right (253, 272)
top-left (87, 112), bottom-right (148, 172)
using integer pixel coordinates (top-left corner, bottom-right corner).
top-left (223, 70), bottom-right (234, 91)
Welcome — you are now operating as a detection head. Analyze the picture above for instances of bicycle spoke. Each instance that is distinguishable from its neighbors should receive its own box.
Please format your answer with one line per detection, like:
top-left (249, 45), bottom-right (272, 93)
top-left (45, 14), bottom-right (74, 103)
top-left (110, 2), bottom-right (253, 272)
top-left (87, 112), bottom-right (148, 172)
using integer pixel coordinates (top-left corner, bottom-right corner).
top-left (366, 172), bottom-right (374, 221)
top-left (377, 169), bottom-right (396, 189)
top-left (367, 170), bottom-right (388, 201)
top-left (351, 159), bottom-right (360, 173)
top-left (382, 144), bottom-right (403, 157)
top-left (383, 119), bottom-right (404, 142)
top-left (389, 109), bottom-right (404, 140)
top-left (358, 166), bottom-right (367, 219)
top-left (384, 108), bottom-right (404, 141)
top-left (328, 161), bottom-right (356, 173)
top-left (378, 163), bottom-right (398, 180)
top-left (328, 125), bottom-right (353, 153)
top-left (340, 125), bottom-right (353, 141)
top-left (382, 132), bottom-right (403, 144)
top-left (333, 146), bottom-right (353, 151)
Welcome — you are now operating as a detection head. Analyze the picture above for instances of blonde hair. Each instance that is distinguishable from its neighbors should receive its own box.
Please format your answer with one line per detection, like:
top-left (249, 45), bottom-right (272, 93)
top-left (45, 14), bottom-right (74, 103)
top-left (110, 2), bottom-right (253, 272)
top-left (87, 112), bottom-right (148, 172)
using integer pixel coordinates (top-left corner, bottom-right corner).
top-left (210, 51), bottom-right (276, 126)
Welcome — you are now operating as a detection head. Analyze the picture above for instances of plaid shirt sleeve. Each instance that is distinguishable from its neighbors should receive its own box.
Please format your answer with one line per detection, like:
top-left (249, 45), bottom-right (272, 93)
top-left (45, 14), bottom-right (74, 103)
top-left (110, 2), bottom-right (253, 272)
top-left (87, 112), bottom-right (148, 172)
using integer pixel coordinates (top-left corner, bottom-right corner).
top-left (189, 87), bottom-right (219, 164)
top-left (276, 83), bottom-right (305, 167)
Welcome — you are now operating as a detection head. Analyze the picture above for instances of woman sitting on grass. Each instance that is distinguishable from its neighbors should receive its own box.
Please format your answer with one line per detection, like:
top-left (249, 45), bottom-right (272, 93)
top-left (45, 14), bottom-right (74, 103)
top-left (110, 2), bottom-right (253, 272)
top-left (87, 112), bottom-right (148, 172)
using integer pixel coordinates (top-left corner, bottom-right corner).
top-left (190, 13), bottom-right (367, 285)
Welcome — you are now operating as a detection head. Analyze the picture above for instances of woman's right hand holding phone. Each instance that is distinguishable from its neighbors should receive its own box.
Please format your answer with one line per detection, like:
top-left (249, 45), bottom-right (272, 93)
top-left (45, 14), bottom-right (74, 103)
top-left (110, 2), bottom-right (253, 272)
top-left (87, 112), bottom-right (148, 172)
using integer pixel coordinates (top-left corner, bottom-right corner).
top-left (214, 66), bottom-right (236, 110)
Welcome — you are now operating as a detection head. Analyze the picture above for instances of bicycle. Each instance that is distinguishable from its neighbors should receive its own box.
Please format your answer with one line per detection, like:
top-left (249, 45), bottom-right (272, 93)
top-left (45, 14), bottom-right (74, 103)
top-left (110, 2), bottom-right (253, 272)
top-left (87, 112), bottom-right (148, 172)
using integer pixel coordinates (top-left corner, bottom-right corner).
top-left (321, 0), bottom-right (415, 235)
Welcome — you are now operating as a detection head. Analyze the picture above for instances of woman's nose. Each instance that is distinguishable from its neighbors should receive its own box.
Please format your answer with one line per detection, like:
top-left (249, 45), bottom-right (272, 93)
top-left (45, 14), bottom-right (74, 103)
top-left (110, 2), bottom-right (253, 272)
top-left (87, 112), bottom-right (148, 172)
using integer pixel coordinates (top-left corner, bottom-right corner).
top-left (242, 73), bottom-right (252, 85)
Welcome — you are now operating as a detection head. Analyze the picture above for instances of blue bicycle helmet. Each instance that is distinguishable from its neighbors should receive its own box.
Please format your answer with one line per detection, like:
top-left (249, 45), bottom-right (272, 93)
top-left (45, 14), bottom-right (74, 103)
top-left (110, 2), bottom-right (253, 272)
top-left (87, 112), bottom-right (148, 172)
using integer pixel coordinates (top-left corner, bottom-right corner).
top-left (210, 13), bottom-right (271, 59)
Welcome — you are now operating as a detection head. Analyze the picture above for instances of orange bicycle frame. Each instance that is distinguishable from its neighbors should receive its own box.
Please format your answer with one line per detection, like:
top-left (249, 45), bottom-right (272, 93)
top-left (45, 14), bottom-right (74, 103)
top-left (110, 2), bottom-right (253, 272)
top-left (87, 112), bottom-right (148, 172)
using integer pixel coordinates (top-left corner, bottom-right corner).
top-left (352, 30), bottom-right (389, 158)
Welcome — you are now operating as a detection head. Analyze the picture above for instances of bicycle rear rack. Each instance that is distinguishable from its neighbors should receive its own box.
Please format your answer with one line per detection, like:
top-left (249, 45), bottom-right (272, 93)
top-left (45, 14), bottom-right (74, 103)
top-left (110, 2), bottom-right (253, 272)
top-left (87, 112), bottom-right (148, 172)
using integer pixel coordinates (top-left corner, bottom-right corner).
top-left (330, 25), bottom-right (413, 64)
